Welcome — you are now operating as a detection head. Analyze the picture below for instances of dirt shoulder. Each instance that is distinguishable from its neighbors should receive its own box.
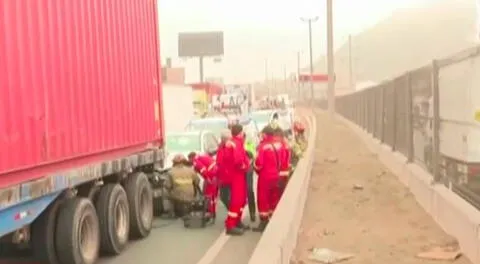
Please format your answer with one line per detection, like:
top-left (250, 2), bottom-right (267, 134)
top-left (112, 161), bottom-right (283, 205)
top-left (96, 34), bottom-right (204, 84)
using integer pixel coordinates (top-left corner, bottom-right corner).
top-left (292, 111), bottom-right (471, 264)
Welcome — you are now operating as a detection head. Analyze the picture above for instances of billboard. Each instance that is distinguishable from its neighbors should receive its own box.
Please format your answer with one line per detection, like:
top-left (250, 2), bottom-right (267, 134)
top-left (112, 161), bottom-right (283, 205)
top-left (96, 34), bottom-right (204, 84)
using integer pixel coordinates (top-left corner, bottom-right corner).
top-left (178, 31), bottom-right (224, 57)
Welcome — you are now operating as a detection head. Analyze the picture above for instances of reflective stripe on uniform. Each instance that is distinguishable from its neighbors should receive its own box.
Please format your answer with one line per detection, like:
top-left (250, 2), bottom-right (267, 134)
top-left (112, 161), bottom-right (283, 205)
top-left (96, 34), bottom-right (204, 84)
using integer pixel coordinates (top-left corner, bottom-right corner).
top-left (207, 162), bottom-right (216, 171)
top-left (262, 144), bottom-right (273, 150)
top-left (200, 168), bottom-right (206, 173)
top-left (174, 179), bottom-right (192, 185)
top-left (259, 212), bottom-right (270, 217)
top-left (279, 171), bottom-right (290, 176)
top-left (227, 211), bottom-right (238, 217)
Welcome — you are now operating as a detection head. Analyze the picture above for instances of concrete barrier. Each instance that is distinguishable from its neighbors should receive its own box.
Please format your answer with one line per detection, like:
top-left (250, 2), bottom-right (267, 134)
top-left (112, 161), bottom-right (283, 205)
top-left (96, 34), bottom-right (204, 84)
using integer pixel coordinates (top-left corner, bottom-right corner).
top-left (248, 111), bottom-right (317, 264)
top-left (334, 111), bottom-right (480, 264)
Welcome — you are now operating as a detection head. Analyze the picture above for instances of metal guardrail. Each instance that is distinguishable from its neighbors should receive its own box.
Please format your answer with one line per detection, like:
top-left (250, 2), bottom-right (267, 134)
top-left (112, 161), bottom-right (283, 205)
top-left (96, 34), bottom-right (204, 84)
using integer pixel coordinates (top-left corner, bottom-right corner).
top-left (316, 45), bottom-right (480, 211)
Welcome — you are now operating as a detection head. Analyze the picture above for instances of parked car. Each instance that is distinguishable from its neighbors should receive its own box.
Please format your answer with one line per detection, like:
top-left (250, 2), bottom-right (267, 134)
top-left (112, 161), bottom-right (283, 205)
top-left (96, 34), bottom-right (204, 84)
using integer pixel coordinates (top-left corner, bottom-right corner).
top-left (164, 131), bottom-right (219, 169)
top-left (250, 110), bottom-right (277, 130)
top-left (186, 117), bottom-right (229, 134)
top-left (250, 109), bottom-right (293, 135)
top-left (186, 117), bottom-right (260, 149)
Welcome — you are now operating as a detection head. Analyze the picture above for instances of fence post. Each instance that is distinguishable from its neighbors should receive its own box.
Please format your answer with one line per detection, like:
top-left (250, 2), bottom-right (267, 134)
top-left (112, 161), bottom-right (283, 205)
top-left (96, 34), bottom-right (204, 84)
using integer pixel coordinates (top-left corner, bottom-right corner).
top-left (406, 73), bottom-right (414, 162)
top-left (380, 86), bottom-right (385, 143)
top-left (392, 82), bottom-right (397, 151)
top-left (432, 60), bottom-right (441, 182)
top-left (373, 89), bottom-right (377, 138)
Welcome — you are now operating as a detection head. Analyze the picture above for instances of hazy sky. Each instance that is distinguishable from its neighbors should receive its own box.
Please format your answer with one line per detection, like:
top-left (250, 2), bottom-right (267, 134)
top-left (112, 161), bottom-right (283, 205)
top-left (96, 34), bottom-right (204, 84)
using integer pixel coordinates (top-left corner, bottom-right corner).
top-left (158, 0), bottom-right (440, 83)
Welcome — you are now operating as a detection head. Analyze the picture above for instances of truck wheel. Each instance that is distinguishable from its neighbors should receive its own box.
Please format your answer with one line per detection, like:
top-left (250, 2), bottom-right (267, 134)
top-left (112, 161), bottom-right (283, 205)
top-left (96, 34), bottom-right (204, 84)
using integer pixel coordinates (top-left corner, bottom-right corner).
top-left (124, 172), bottom-right (153, 239)
top-left (55, 198), bottom-right (100, 264)
top-left (95, 184), bottom-right (130, 255)
top-left (31, 200), bottom-right (62, 264)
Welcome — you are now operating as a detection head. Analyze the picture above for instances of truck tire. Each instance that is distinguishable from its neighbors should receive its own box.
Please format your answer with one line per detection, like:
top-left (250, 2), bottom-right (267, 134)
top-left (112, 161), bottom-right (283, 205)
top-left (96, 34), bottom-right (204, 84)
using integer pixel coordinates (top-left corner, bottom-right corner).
top-left (55, 198), bottom-right (100, 264)
top-left (31, 200), bottom-right (62, 264)
top-left (124, 172), bottom-right (153, 239)
top-left (95, 184), bottom-right (130, 255)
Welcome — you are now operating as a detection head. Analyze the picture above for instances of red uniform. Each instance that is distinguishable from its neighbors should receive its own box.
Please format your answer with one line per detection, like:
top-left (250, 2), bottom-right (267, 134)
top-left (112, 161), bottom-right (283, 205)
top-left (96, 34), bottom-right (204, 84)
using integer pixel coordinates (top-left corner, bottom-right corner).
top-left (230, 135), bottom-right (250, 226)
top-left (271, 138), bottom-right (290, 209)
top-left (254, 135), bottom-right (280, 221)
top-left (217, 138), bottom-right (249, 229)
top-left (192, 154), bottom-right (218, 215)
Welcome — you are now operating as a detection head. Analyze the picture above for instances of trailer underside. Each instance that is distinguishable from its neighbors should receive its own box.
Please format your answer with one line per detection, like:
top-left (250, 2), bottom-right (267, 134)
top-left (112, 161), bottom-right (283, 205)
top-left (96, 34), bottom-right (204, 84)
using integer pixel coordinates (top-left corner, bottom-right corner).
top-left (0, 146), bottom-right (164, 238)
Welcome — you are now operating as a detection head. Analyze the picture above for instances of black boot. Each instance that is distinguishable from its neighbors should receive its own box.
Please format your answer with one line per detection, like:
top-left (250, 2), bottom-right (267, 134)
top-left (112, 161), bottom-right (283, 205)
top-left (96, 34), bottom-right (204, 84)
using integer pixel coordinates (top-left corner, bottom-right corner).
top-left (237, 221), bottom-right (250, 230)
top-left (226, 227), bottom-right (244, 236)
top-left (252, 220), bottom-right (268, 232)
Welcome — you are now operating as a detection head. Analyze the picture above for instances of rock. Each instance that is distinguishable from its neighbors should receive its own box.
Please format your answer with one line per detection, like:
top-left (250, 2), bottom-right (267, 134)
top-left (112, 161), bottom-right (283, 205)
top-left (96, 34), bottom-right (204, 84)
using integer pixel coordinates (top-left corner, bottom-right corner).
top-left (325, 157), bottom-right (338, 163)
top-left (353, 184), bottom-right (364, 190)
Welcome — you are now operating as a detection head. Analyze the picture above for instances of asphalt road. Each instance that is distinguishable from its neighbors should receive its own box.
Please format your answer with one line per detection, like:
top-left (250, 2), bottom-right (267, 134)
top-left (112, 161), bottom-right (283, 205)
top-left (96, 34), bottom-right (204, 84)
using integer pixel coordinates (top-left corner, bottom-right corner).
top-left (99, 208), bottom-right (227, 264)
top-left (1, 207), bottom-right (227, 264)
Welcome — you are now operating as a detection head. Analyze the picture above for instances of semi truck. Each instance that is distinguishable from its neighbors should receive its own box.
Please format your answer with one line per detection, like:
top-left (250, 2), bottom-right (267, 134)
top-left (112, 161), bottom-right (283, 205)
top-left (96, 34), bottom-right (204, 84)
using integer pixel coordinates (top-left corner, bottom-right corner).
top-left (422, 46), bottom-right (480, 188)
top-left (0, 1), bottom-right (165, 264)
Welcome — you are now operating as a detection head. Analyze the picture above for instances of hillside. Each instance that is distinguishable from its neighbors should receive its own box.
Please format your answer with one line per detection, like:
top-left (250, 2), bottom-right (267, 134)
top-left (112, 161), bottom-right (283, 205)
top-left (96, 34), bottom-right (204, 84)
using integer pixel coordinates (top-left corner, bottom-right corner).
top-left (315, 0), bottom-right (478, 89)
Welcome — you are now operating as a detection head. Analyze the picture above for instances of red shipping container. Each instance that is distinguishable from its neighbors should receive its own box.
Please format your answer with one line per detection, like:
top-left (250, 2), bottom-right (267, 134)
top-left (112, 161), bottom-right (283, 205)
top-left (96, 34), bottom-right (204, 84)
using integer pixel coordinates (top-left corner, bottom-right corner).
top-left (0, 0), bottom-right (163, 187)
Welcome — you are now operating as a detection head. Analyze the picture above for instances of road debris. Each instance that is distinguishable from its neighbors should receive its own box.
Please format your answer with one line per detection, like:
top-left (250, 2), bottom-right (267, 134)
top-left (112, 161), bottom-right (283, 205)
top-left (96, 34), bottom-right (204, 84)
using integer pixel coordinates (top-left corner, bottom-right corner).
top-left (308, 248), bottom-right (354, 263)
top-left (292, 112), bottom-right (471, 264)
top-left (416, 245), bottom-right (462, 261)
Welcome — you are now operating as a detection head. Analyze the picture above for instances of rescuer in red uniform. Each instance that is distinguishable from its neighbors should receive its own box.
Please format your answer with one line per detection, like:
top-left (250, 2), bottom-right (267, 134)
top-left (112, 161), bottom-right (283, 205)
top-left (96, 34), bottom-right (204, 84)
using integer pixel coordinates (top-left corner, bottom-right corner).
top-left (216, 128), bottom-right (248, 236)
top-left (188, 151), bottom-right (218, 222)
top-left (252, 126), bottom-right (280, 232)
top-left (229, 124), bottom-right (250, 230)
top-left (271, 127), bottom-right (291, 210)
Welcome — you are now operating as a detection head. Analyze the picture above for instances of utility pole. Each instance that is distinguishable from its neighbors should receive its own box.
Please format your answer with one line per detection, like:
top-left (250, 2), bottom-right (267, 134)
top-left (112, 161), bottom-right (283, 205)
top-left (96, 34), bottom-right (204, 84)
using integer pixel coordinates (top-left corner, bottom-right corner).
top-left (308, 20), bottom-right (315, 103)
top-left (264, 58), bottom-right (270, 97)
top-left (301, 17), bottom-right (319, 105)
top-left (297, 51), bottom-right (301, 100)
top-left (326, 0), bottom-right (335, 115)
top-left (348, 35), bottom-right (353, 91)
top-left (199, 56), bottom-right (204, 82)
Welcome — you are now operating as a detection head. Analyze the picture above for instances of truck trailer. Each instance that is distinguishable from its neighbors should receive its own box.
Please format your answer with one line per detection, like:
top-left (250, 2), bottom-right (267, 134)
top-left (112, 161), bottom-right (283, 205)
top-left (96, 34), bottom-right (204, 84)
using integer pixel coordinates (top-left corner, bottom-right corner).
top-left (422, 46), bottom-right (480, 188)
top-left (0, 1), bottom-right (164, 263)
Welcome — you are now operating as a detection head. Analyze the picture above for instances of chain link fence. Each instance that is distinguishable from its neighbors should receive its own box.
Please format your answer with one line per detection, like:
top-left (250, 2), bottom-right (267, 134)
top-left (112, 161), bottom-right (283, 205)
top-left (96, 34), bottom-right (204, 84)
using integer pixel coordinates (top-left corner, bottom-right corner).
top-left (320, 45), bottom-right (480, 210)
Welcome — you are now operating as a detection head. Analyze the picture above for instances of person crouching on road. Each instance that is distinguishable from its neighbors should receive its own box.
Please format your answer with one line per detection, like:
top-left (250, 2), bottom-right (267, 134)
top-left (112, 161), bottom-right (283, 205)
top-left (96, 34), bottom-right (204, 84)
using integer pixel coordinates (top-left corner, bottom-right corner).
top-left (253, 125), bottom-right (280, 232)
top-left (229, 124), bottom-right (251, 231)
top-left (165, 154), bottom-right (201, 218)
top-left (188, 151), bottom-right (218, 223)
top-left (216, 129), bottom-right (247, 236)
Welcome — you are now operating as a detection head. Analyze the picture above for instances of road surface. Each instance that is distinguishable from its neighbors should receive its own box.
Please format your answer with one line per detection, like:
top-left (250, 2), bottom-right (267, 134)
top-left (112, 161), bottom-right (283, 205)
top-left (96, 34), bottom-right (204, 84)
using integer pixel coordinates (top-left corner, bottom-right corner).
top-left (291, 111), bottom-right (471, 264)
top-left (0, 207), bottom-right (227, 264)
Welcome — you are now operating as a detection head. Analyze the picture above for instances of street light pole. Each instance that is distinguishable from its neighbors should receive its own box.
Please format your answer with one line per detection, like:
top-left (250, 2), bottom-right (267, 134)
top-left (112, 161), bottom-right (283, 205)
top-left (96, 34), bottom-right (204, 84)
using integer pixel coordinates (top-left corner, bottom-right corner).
top-left (264, 58), bottom-right (270, 97)
top-left (308, 20), bottom-right (314, 102)
top-left (301, 17), bottom-right (319, 105)
top-left (326, 0), bottom-right (335, 115)
top-left (297, 51), bottom-right (301, 100)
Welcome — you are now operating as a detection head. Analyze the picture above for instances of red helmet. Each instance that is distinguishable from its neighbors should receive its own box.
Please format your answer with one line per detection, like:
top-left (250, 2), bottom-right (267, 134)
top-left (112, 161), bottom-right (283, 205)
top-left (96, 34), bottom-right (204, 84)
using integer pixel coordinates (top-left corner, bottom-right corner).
top-left (293, 121), bottom-right (305, 132)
